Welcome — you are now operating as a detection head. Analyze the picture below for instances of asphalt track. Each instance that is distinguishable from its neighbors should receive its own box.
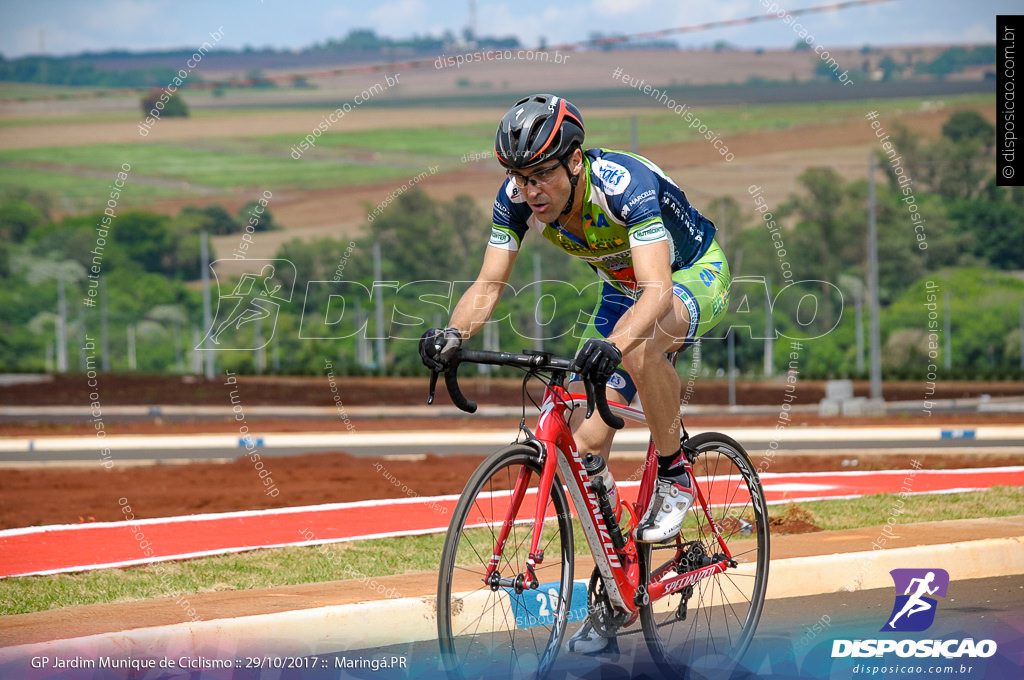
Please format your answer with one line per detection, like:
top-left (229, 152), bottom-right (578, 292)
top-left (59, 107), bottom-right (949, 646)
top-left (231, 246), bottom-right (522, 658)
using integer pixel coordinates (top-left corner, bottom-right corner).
top-left (2, 426), bottom-right (1022, 464)
top-left (304, 575), bottom-right (1024, 679)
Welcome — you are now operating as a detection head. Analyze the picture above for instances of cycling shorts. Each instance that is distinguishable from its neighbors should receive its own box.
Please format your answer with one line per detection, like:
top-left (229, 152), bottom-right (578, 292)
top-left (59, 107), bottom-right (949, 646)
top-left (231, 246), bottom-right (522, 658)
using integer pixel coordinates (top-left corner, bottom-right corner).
top-left (572, 239), bottom-right (731, 403)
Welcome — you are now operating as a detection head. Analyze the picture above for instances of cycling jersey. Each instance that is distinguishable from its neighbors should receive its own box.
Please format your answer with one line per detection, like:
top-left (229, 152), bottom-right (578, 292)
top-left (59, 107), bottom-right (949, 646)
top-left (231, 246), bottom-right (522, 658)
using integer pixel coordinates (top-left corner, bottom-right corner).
top-left (489, 148), bottom-right (717, 297)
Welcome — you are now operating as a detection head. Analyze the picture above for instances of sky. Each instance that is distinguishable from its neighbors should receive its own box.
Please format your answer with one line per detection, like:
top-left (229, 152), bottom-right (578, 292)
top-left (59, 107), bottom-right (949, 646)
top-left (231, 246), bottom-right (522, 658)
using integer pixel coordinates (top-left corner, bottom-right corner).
top-left (0, 0), bottom-right (1013, 59)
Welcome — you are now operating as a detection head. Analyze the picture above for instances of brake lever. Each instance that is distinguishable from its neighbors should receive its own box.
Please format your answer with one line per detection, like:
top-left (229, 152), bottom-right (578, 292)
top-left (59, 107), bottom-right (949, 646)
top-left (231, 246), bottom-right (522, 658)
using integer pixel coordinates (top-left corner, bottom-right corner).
top-left (427, 370), bottom-right (439, 405)
top-left (584, 378), bottom-right (596, 420)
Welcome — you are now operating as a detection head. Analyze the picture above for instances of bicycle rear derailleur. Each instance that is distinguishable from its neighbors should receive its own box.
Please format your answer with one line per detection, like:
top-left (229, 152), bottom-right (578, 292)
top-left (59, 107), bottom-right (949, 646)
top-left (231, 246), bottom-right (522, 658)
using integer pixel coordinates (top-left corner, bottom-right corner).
top-left (672, 541), bottom-right (706, 621)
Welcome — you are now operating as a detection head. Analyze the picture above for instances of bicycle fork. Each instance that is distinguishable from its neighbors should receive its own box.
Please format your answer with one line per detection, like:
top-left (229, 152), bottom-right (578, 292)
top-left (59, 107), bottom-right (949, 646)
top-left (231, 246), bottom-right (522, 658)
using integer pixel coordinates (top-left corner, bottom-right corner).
top-left (482, 465), bottom-right (540, 594)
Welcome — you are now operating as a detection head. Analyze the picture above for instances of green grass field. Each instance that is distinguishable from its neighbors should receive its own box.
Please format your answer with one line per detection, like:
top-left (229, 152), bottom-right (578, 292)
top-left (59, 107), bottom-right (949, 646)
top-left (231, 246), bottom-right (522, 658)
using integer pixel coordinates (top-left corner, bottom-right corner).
top-left (0, 94), bottom-right (993, 211)
top-left (0, 83), bottom-right (136, 100)
top-left (1, 485), bottom-right (1019, 616)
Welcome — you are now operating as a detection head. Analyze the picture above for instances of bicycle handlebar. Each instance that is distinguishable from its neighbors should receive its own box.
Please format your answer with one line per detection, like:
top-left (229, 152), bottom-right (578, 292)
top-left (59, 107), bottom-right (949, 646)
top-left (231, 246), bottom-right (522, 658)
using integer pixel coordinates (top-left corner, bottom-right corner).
top-left (426, 348), bottom-right (625, 430)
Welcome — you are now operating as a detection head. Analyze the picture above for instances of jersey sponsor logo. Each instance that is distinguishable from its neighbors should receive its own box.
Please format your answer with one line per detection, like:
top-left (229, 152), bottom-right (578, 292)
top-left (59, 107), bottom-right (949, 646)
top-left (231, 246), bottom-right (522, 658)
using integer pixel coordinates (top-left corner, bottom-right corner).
top-left (661, 195), bottom-right (685, 222)
top-left (610, 267), bottom-right (639, 290)
top-left (627, 189), bottom-right (656, 207)
top-left (583, 212), bottom-right (611, 229)
top-left (673, 284), bottom-right (701, 338)
top-left (596, 253), bottom-right (632, 272)
top-left (573, 237), bottom-right (627, 253)
top-left (632, 223), bottom-right (666, 242)
top-left (506, 181), bottom-right (526, 203)
top-left (700, 261), bottom-right (724, 287)
top-left (606, 372), bottom-right (628, 391)
top-left (592, 159), bottom-right (630, 195)
top-left (489, 229), bottom-right (512, 246)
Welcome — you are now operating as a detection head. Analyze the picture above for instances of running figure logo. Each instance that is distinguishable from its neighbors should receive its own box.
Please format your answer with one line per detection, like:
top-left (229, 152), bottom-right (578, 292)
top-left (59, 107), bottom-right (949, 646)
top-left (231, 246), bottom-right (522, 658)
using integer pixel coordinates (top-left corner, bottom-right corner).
top-left (200, 259), bottom-right (296, 350)
top-left (881, 568), bottom-right (950, 632)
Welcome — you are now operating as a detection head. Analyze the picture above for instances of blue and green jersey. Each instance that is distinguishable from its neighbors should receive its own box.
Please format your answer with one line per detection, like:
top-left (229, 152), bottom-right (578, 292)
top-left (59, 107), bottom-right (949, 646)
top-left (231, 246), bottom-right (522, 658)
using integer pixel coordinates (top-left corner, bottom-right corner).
top-left (490, 148), bottom-right (717, 296)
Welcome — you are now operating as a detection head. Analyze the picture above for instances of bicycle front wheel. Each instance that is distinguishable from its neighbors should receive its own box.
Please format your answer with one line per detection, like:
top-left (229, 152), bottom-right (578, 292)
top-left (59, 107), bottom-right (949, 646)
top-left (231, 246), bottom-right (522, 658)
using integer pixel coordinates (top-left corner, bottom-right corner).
top-left (640, 432), bottom-right (770, 678)
top-left (437, 444), bottom-right (575, 680)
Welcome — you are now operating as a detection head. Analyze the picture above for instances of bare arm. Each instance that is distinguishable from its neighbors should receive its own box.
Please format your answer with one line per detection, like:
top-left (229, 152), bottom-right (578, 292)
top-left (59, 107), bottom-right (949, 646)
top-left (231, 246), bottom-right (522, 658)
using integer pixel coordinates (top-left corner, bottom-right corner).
top-left (448, 245), bottom-right (518, 340)
top-left (606, 239), bottom-right (675, 353)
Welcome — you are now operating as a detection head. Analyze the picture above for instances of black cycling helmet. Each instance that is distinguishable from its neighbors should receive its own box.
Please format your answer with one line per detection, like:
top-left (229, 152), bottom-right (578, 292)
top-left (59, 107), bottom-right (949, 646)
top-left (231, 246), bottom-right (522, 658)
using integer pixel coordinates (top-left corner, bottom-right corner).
top-left (494, 94), bottom-right (585, 170)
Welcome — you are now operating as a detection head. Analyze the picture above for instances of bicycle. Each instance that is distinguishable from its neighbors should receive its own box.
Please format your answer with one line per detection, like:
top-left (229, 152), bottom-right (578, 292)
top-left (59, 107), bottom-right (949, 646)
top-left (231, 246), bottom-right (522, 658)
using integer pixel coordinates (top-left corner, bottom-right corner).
top-left (429, 347), bottom-right (770, 679)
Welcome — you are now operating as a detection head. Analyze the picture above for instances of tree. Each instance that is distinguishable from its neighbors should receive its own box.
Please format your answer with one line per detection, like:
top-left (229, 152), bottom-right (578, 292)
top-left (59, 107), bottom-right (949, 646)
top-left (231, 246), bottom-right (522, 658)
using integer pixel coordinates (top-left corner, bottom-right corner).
top-left (878, 115), bottom-right (994, 202)
top-left (704, 196), bottom-right (746, 263)
top-left (878, 54), bottom-right (901, 81)
top-left (781, 168), bottom-right (863, 324)
top-left (0, 200), bottom-right (45, 243)
top-left (361, 188), bottom-right (475, 283)
top-left (141, 89), bottom-right (189, 117)
top-left (113, 211), bottom-right (174, 273)
top-left (948, 190), bottom-right (1024, 270)
top-left (179, 205), bottom-right (239, 235)
top-left (942, 110), bottom-right (994, 146)
top-left (237, 201), bottom-right (281, 232)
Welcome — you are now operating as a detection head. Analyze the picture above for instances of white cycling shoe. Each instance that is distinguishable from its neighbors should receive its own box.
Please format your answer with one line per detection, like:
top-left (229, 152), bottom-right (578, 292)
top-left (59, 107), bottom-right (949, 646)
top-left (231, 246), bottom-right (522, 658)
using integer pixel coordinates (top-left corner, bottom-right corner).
top-left (633, 476), bottom-right (695, 543)
top-left (565, 619), bottom-right (618, 655)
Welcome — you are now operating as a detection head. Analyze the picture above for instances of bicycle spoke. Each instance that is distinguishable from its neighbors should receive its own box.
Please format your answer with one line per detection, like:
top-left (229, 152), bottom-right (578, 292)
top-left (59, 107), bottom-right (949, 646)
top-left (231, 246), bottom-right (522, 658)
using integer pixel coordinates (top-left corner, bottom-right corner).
top-left (438, 447), bottom-right (573, 680)
top-left (641, 434), bottom-right (769, 678)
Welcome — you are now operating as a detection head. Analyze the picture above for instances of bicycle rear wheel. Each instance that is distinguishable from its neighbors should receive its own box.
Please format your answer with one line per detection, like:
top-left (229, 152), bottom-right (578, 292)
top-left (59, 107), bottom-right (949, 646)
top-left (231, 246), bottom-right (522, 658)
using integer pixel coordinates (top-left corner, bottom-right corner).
top-left (437, 444), bottom-right (575, 680)
top-left (640, 432), bottom-right (770, 678)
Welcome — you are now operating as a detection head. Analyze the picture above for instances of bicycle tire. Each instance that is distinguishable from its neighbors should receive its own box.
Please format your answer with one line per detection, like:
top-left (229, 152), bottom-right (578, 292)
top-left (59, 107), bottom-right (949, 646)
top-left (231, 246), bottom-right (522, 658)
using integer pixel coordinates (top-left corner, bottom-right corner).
top-left (437, 444), bottom-right (576, 680)
top-left (639, 432), bottom-right (770, 679)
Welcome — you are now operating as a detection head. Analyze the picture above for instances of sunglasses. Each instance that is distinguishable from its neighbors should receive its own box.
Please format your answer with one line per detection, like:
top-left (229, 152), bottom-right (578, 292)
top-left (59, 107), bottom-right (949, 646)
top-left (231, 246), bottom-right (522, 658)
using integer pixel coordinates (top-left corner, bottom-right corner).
top-left (506, 162), bottom-right (565, 189)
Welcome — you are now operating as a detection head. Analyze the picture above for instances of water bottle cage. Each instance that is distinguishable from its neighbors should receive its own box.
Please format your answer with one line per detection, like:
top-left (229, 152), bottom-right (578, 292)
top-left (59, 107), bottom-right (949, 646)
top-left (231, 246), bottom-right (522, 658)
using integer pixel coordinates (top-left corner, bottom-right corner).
top-left (591, 476), bottom-right (627, 552)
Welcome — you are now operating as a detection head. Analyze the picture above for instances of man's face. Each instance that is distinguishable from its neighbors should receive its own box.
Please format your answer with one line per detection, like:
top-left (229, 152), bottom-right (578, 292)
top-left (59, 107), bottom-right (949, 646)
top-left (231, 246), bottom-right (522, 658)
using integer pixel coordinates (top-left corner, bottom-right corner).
top-left (507, 149), bottom-right (583, 223)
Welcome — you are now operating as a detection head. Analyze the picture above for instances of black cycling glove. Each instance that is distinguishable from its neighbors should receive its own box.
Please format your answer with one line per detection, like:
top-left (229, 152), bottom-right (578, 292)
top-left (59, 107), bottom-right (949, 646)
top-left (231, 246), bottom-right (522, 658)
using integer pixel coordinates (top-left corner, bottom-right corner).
top-left (573, 338), bottom-right (622, 385)
top-left (419, 327), bottom-right (463, 371)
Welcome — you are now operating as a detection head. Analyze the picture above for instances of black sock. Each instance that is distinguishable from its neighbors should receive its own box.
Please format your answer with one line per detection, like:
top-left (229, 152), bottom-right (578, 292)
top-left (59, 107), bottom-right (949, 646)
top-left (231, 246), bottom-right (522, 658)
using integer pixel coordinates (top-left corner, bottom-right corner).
top-left (657, 448), bottom-right (689, 485)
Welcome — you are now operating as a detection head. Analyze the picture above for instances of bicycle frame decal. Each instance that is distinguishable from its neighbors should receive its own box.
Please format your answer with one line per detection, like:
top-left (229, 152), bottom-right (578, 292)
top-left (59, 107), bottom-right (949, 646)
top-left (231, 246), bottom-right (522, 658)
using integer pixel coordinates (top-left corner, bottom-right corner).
top-left (658, 560), bottom-right (729, 597)
top-left (535, 385), bottom-right (643, 612)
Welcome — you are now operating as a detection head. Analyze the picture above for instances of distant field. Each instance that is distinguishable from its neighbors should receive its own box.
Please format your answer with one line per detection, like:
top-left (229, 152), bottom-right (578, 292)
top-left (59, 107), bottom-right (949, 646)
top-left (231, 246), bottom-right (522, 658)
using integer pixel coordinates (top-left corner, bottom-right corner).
top-left (0, 83), bottom-right (133, 100)
top-left (0, 166), bottom-right (182, 206)
top-left (0, 143), bottom-right (418, 193)
top-left (0, 94), bottom-right (993, 214)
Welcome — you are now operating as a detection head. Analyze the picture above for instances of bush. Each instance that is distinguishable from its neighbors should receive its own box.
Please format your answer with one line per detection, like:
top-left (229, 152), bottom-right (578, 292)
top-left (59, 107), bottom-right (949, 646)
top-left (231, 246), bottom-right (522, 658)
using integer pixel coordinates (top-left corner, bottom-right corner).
top-left (140, 89), bottom-right (189, 118)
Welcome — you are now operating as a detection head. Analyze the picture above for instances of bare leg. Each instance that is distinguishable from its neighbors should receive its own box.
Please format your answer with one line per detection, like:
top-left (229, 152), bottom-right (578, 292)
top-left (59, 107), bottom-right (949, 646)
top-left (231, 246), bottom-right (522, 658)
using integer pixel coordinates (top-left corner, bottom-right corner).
top-left (568, 383), bottom-right (626, 458)
top-left (619, 295), bottom-right (691, 458)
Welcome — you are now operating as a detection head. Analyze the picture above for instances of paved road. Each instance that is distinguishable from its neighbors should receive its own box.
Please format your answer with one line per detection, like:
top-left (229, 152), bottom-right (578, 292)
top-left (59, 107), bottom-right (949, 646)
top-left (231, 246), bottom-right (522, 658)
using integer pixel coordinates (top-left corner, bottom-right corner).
top-left (2, 427), bottom-right (1022, 465)
top-left (315, 575), bottom-right (1022, 679)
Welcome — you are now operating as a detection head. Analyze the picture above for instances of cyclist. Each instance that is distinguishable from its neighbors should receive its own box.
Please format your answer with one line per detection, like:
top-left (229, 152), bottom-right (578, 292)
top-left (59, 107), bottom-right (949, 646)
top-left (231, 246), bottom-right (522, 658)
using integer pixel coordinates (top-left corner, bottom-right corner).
top-left (419, 93), bottom-right (731, 651)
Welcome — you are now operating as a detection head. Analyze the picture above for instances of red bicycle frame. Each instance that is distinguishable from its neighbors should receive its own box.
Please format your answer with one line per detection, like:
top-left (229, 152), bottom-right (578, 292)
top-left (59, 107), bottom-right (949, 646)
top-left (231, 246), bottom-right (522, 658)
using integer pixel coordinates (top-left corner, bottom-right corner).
top-left (485, 380), bottom-right (737, 616)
